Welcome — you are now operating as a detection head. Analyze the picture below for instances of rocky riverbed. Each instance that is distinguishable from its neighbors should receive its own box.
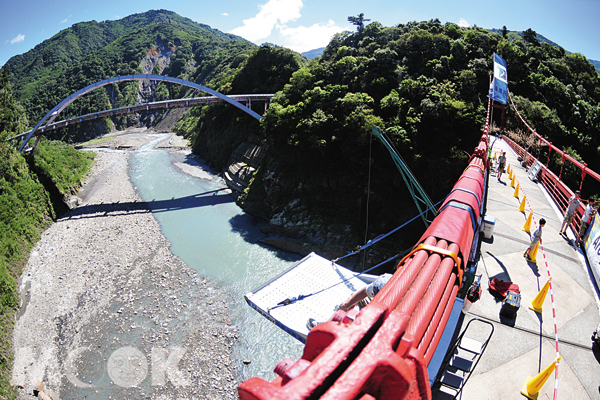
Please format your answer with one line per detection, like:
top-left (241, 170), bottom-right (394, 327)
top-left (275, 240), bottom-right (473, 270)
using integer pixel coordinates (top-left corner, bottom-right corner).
top-left (13, 134), bottom-right (239, 399)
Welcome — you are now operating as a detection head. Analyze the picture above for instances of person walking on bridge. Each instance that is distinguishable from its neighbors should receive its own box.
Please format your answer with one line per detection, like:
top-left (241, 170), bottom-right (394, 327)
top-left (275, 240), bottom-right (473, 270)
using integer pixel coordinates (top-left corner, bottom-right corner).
top-left (524, 218), bottom-right (545, 261)
top-left (561, 190), bottom-right (581, 235)
top-left (497, 151), bottom-right (507, 181)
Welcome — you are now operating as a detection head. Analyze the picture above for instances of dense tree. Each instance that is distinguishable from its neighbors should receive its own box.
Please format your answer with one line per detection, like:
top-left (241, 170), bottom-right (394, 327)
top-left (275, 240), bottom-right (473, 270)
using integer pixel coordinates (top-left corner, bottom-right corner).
top-left (348, 13), bottom-right (371, 32)
top-left (240, 18), bottom-right (600, 241)
top-left (523, 28), bottom-right (539, 46)
top-left (229, 44), bottom-right (304, 94)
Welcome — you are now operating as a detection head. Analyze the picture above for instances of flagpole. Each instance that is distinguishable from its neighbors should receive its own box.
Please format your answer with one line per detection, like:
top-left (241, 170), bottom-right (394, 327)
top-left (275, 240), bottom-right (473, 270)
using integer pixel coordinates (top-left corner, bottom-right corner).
top-left (489, 53), bottom-right (508, 154)
top-left (489, 99), bottom-right (497, 164)
top-left (490, 99), bottom-right (495, 137)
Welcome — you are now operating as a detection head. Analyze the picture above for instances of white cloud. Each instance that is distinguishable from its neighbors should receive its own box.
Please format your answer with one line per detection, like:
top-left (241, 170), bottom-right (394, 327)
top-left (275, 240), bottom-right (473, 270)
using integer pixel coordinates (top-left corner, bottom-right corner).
top-left (230, 0), bottom-right (303, 41)
top-left (279, 20), bottom-right (345, 53)
top-left (458, 18), bottom-right (470, 28)
top-left (61, 14), bottom-right (72, 24)
top-left (10, 34), bottom-right (25, 45)
top-left (222, 13), bottom-right (229, 16)
top-left (229, 0), bottom-right (344, 53)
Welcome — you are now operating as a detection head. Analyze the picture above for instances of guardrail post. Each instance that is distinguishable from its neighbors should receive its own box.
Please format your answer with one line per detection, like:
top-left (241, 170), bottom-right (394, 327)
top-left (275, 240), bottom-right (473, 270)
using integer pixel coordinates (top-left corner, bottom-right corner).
top-left (580, 165), bottom-right (587, 192)
top-left (558, 154), bottom-right (565, 180)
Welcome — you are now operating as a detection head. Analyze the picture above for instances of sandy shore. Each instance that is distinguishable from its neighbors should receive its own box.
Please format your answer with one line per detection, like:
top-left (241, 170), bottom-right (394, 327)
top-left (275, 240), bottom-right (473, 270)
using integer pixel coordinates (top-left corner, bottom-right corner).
top-left (13, 135), bottom-right (239, 399)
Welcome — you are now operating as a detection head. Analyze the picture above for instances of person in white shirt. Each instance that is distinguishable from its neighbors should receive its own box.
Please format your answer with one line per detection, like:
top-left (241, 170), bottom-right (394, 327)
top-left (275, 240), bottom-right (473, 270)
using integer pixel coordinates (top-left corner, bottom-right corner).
top-left (338, 273), bottom-right (392, 311)
top-left (577, 201), bottom-right (598, 246)
top-left (560, 190), bottom-right (580, 235)
top-left (307, 273), bottom-right (393, 330)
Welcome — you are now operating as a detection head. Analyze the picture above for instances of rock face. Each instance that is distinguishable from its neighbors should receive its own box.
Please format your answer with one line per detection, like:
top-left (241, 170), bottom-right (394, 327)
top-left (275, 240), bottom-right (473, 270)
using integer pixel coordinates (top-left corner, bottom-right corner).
top-left (13, 150), bottom-right (238, 399)
top-left (135, 45), bottom-right (176, 127)
top-left (224, 140), bottom-right (266, 193)
top-left (257, 193), bottom-right (356, 260)
top-left (64, 195), bottom-right (82, 210)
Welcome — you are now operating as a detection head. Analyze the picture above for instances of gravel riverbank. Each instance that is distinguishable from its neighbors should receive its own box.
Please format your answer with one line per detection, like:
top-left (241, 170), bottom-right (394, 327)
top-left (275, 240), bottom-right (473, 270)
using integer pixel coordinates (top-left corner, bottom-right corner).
top-left (13, 141), bottom-right (239, 399)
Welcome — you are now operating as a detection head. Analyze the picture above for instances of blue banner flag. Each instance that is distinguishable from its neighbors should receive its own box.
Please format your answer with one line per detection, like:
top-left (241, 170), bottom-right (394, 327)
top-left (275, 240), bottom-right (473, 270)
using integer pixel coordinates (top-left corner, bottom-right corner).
top-left (488, 53), bottom-right (508, 104)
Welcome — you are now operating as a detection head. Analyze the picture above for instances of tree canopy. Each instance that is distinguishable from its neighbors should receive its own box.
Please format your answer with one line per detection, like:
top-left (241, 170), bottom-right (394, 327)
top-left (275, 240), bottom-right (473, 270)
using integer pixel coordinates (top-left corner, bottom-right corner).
top-left (348, 13), bottom-right (371, 32)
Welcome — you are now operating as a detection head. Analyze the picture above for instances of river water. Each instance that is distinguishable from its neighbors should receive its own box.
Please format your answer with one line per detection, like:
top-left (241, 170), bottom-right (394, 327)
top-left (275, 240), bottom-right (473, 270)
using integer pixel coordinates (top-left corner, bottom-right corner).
top-left (128, 135), bottom-right (304, 383)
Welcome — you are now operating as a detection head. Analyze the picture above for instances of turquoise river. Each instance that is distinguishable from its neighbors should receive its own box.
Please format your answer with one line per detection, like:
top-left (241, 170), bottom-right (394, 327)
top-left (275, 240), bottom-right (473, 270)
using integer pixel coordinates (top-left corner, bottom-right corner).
top-left (128, 135), bottom-right (304, 382)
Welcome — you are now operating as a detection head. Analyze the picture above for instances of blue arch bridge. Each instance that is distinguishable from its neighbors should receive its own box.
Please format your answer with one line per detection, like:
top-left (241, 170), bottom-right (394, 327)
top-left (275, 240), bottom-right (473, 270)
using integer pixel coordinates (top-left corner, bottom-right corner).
top-left (9, 74), bottom-right (274, 152)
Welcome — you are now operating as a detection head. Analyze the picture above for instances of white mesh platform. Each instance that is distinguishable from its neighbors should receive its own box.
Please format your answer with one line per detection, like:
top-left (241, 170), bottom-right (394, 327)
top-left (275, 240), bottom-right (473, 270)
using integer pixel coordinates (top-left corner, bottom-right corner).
top-left (245, 252), bottom-right (376, 342)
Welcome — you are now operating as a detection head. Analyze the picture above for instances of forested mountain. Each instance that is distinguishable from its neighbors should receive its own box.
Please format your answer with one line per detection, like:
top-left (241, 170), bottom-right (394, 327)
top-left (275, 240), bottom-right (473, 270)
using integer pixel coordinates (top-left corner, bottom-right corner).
top-left (301, 30), bottom-right (600, 72)
top-left (228, 20), bottom-right (600, 258)
top-left (4, 9), bottom-right (257, 138)
top-left (301, 47), bottom-right (326, 59)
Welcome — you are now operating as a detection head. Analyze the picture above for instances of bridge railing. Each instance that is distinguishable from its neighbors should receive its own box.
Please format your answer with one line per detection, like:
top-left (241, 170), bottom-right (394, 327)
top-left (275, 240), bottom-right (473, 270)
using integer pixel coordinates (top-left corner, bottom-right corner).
top-left (505, 91), bottom-right (600, 235)
top-left (502, 135), bottom-right (587, 234)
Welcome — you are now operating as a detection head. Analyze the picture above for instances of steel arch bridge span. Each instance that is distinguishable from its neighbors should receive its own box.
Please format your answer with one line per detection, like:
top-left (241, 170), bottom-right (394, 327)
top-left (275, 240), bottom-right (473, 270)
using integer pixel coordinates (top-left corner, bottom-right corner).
top-left (18, 74), bottom-right (265, 152)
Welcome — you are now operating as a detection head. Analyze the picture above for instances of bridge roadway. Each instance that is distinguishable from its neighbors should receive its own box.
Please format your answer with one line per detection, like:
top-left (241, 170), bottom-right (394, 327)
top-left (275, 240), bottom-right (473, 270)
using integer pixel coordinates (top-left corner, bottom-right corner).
top-left (8, 94), bottom-right (273, 142)
top-left (437, 138), bottom-right (600, 399)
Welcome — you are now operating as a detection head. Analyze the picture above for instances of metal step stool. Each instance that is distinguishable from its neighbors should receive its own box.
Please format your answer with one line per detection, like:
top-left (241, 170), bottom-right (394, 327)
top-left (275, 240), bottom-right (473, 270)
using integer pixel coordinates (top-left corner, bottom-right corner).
top-left (434, 318), bottom-right (494, 399)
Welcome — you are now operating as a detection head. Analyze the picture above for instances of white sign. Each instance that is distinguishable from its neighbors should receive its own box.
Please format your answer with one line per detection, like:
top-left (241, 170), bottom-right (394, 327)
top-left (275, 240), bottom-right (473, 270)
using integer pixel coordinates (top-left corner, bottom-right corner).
top-left (528, 160), bottom-right (542, 182)
top-left (584, 213), bottom-right (600, 289)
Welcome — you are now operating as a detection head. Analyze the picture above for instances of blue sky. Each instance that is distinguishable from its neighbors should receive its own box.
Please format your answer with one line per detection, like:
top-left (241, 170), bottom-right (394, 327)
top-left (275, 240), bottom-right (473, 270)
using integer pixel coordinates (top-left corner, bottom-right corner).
top-left (1, 0), bottom-right (599, 68)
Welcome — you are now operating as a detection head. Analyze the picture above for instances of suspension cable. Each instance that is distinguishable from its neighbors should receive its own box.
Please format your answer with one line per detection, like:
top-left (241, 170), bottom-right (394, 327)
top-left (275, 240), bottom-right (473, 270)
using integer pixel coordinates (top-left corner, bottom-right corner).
top-left (334, 199), bottom-right (444, 263)
top-left (363, 130), bottom-right (374, 270)
top-left (267, 250), bottom-right (410, 312)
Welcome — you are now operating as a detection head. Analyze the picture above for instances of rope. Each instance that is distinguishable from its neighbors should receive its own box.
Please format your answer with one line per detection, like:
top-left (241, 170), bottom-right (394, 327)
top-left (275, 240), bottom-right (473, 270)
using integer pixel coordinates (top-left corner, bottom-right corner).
top-left (265, 197), bottom-right (446, 312)
top-left (267, 250), bottom-right (409, 312)
top-left (363, 131), bottom-right (374, 270)
top-left (333, 199), bottom-right (444, 263)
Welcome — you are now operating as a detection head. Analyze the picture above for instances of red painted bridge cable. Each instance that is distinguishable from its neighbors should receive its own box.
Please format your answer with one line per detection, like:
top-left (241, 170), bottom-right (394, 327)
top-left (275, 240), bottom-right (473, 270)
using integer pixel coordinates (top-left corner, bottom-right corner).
top-left (422, 281), bottom-right (459, 364)
top-left (415, 272), bottom-right (457, 354)
top-left (406, 247), bottom-right (459, 345)
top-left (394, 240), bottom-right (449, 323)
top-left (375, 236), bottom-right (438, 313)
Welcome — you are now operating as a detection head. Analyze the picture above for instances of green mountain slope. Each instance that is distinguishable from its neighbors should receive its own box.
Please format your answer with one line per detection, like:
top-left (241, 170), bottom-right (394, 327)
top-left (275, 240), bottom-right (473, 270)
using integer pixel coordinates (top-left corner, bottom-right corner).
top-left (488, 27), bottom-right (600, 72)
top-left (0, 67), bottom-right (93, 399)
top-left (5, 9), bottom-right (256, 134)
top-left (301, 30), bottom-right (600, 72)
top-left (231, 20), bottom-right (600, 259)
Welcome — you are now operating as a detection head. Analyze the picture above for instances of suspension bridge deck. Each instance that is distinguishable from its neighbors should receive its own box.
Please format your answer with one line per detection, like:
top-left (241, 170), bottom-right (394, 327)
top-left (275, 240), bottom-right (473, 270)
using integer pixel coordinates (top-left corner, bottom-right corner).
top-left (435, 137), bottom-right (600, 399)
